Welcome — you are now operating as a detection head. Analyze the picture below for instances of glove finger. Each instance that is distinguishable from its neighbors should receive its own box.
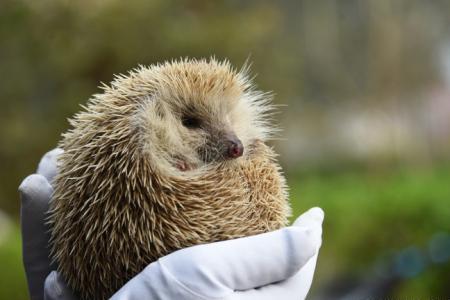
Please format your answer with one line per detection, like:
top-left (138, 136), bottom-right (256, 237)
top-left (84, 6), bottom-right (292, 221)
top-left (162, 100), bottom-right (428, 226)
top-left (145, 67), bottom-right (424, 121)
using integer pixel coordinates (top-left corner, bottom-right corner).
top-left (19, 174), bottom-right (55, 300)
top-left (236, 208), bottom-right (325, 300)
top-left (44, 271), bottom-right (77, 300)
top-left (159, 226), bottom-right (319, 296)
top-left (37, 148), bottom-right (64, 184)
top-left (293, 207), bottom-right (324, 248)
top-left (293, 207), bottom-right (324, 229)
top-left (234, 254), bottom-right (319, 300)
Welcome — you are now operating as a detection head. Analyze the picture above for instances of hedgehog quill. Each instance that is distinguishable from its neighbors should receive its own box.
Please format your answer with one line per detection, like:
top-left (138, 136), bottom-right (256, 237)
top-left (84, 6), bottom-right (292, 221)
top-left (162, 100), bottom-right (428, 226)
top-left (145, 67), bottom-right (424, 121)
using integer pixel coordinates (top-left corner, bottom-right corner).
top-left (49, 58), bottom-right (291, 300)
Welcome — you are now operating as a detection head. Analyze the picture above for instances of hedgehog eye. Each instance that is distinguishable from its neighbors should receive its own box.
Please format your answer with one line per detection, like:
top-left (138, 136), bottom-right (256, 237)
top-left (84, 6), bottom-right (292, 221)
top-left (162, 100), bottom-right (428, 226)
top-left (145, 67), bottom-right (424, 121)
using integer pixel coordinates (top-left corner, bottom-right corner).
top-left (182, 116), bottom-right (202, 129)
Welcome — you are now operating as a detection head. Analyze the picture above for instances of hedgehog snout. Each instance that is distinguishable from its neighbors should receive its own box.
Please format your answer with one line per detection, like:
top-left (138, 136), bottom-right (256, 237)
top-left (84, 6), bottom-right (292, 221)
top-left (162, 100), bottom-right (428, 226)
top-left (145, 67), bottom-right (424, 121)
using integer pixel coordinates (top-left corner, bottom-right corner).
top-left (225, 134), bottom-right (244, 159)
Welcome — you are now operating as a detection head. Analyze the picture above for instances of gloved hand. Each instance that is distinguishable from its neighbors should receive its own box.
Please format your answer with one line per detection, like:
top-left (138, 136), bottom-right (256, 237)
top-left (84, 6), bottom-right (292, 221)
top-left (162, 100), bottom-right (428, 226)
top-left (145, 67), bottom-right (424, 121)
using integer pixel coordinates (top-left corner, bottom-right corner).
top-left (19, 149), bottom-right (324, 300)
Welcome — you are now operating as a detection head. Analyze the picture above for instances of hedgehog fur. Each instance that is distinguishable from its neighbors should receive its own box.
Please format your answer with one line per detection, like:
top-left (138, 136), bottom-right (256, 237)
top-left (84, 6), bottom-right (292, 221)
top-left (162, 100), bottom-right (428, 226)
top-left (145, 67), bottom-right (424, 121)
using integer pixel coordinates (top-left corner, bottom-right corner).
top-left (49, 58), bottom-right (291, 300)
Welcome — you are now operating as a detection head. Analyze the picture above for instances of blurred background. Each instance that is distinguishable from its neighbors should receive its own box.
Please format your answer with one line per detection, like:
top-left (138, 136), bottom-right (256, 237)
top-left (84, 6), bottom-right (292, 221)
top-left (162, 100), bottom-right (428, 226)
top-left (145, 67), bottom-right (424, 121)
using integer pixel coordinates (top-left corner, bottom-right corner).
top-left (1, 0), bottom-right (449, 299)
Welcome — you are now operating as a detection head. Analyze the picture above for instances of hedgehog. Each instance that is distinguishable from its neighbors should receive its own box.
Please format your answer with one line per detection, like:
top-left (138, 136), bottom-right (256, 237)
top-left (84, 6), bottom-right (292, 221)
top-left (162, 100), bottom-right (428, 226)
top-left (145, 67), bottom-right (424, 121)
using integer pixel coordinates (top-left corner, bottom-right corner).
top-left (49, 58), bottom-right (291, 300)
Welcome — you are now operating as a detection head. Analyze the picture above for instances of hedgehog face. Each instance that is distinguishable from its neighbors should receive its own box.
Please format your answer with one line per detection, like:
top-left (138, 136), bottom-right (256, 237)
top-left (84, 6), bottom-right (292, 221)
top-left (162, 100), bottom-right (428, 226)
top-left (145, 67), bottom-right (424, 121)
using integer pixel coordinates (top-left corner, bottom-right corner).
top-left (178, 101), bottom-right (245, 166)
top-left (136, 59), bottom-right (274, 173)
top-left (148, 93), bottom-right (246, 171)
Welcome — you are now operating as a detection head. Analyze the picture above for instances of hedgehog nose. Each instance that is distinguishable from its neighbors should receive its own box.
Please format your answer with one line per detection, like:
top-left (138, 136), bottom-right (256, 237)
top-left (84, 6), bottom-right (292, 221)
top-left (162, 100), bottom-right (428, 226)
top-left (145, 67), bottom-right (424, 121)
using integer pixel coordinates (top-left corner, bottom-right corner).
top-left (227, 139), bottom-right (244, 159)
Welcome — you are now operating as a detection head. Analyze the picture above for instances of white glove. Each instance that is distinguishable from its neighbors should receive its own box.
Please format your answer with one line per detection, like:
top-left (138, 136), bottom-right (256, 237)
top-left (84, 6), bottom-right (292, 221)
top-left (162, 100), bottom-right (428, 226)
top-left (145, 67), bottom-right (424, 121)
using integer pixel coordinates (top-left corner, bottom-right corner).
top-left (112, 208), bottom-right (323, 300)
top-left (20, 149), bottom-right (324, 300)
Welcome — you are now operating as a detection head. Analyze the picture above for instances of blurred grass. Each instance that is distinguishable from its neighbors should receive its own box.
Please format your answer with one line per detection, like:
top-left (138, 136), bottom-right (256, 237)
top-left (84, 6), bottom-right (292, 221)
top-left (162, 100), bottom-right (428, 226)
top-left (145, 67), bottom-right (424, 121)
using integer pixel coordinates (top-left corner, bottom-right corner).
top-left (0, 226), bottom-right (28, 300)
top-left (1, 165), bottom-right (448, 298)
top-left (289, 164), bottom-right (450, 296)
